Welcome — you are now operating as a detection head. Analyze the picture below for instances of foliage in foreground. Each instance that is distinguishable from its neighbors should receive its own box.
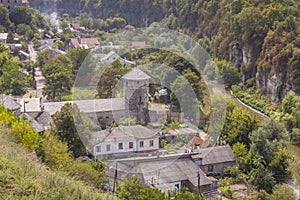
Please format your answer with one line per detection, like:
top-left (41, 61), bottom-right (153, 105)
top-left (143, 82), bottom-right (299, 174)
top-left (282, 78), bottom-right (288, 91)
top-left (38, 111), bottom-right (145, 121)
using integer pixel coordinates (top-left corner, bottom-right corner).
top-left (0, 126), bottom-right (118, 200)
top-left (117, 176), bottom-right (205, 200)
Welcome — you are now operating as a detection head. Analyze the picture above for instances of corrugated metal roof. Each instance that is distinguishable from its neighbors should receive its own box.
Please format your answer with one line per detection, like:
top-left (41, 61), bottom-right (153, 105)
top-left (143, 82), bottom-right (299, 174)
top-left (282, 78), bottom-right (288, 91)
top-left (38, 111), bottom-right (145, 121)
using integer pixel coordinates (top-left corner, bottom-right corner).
top-left (191, 145), bottom-right (236, 165)
top-left (94, 125), bottom-right (159, 144)
top-left (106, 157), bottom-right (212, 188)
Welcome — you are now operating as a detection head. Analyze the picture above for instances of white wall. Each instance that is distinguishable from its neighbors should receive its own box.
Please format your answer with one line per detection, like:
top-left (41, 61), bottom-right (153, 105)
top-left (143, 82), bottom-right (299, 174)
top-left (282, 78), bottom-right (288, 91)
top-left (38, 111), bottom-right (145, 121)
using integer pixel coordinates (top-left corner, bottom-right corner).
top-left (136, 138), bottom-right (159, 152)
top-left (94, 137), bottom-right (159, 156)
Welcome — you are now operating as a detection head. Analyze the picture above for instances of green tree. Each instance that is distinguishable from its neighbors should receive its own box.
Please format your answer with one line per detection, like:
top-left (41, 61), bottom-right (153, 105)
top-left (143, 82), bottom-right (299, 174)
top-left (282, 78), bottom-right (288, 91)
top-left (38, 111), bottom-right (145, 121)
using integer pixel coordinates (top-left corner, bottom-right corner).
top-left (249, 156), bottom-right (275, 193)
top-left (269, 184), bottom-right (296, 200)
top-left (221, 107), bottom-right (258, 148)
top-left (52, 103), bottom-right (93, 158)
top-left (0, 106), bottom-right (39, 151)
top-left (42, 55), bottom-right (72, 101)
top-left (232, 142), bottom-right (248, 162)
top-left (41, 130), bottom-right (72, 169)
top-left (172, 187), bottom-right (205, 200)
top-left (67, 159), bottom-right (107, 189)
top-left (67, 48), bottom-right (90, 74)
top-left (281, 91), bottom-right (298, 114)
top-left (97, 62), bottom-right (131, 98)
top-left (269, 148), bottom-right (291, 180)
top-left (117, 176), bottom-right (144, 200)
top-left (0, 59), bottom-right (29, 95)
top-left (250, 119), bottom-right (289, 164)
top-left (216, 60), bottom-right (240, 88)
top-left (137, 188), bottom-right (166, 200)
top-left (0, 5), bottom-right (12, 30)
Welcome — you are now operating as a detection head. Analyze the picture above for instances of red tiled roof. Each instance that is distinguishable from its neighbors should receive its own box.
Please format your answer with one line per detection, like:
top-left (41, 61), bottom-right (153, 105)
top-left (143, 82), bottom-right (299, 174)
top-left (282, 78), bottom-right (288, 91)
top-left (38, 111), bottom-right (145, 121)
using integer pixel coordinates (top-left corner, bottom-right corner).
top-left (187, 136), bottom-right (208, 149)
top-left (70, 23), bottom-right (81, 30)
top-left (69, 37), bottom-right (100, 49)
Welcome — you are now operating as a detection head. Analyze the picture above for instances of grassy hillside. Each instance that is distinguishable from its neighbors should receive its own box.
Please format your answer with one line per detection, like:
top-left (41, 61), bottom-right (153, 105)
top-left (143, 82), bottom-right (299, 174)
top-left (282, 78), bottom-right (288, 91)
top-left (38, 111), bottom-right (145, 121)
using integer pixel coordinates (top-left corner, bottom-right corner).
top-left (0, 126), bottom-right (118, 200)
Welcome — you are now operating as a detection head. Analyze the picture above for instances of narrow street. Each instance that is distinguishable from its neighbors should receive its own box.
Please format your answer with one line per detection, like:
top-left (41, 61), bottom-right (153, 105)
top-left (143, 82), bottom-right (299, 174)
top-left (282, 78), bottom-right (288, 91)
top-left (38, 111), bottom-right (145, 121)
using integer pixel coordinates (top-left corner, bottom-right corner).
top-left (23, 43), bottom-right (46, 99)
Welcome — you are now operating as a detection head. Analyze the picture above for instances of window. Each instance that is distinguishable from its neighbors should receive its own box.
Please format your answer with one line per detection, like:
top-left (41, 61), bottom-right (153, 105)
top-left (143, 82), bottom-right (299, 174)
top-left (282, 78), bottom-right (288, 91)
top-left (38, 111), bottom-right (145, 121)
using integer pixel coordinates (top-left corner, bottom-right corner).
top-left (208, 165), bottom-right (214, 173)
top-left (129, 142), bottom-right (133, 149)
top-left (118, 143), bottom-right (123, 150)
top-left (139, 141), bottom-right (144, 148)
top-left (139, 96), bottom-right (142, 103)
top-left (106, 144), bottom-right (110, 152)
top-left (175, 183), bottom-right (180, 191)
top-left (96, 146), bottom-right (101, 152)
top-left (149, 140), bottom-right (154, 147)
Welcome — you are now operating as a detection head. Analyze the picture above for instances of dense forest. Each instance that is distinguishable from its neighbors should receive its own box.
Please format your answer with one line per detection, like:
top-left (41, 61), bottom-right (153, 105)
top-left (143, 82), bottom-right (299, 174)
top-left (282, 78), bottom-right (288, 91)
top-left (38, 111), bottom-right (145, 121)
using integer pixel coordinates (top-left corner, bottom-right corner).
top-left (29, 0), bottom-right (300, 103)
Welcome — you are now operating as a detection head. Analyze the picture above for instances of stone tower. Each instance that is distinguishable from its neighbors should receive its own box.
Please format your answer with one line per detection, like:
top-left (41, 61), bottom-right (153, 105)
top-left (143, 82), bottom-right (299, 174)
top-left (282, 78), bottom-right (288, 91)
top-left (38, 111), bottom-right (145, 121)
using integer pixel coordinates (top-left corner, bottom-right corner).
top-left (122, 67), bottom-right (150, 123)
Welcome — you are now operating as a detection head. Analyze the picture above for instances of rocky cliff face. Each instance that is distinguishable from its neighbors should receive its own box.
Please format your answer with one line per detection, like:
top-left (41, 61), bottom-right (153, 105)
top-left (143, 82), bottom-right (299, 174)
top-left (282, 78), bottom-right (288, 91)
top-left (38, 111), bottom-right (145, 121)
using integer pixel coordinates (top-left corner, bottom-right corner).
top-left (256, 67), bottom-right (292, 102)
top-left (255, 28), bottom-right (300, 103)
top-left (230, 43), bottom-right (256, 82)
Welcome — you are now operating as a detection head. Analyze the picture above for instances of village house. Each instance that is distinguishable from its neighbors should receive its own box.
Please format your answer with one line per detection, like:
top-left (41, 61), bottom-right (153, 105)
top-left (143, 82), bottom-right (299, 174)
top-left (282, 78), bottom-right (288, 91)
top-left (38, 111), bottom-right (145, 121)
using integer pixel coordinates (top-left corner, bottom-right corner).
top-left (68, 23), bottom-right (84, 32)
top-left (191, 145), bottom-right (236, 174)
top-left (93, 125), bottom-right (160, 159)
top-left (100, 51), bottom-right (135, 66)
top-left (0, 33), bottom-right (8, 44)
top-left (26, 111), bottom-right (53, 130)
top-left (69, 37), bottom-right (100, 49)
top-left (0, 0), bottom-right (29, 10)
top-left (0, 94), bottom-right (21, 116)
top-left (187, 135), bottom-right (209, 152)
top-left (21, 113), bottom-right (45, 133)
top-left (106, 154), bottom-right (216, 195)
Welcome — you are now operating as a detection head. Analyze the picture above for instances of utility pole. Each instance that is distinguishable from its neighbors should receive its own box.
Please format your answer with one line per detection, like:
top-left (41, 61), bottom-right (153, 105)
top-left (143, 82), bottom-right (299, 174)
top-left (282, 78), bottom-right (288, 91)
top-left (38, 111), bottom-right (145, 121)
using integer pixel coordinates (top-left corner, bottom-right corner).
top-left (197, 171), bottom-right (201, 193)
top-left (112, 162), bottom-right (118, 193)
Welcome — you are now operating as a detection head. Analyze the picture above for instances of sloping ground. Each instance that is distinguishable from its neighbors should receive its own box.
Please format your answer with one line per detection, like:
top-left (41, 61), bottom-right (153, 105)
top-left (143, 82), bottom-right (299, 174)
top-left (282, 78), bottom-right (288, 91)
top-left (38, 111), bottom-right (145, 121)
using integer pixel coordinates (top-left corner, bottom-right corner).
top-left (0, 126), bottom-right (118, 200)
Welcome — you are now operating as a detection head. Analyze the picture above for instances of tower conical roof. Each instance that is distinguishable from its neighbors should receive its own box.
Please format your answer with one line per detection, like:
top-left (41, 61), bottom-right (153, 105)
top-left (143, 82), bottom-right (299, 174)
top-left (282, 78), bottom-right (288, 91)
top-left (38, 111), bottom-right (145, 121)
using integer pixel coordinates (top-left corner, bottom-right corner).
top-left (122, 68), bottom-right (150, 80)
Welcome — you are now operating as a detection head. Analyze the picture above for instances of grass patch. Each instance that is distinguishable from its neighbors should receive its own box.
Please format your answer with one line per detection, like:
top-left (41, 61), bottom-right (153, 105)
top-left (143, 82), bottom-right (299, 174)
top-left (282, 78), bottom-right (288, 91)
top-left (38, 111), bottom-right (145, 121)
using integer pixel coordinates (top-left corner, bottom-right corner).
top-left (61, 87), bottom-right (98, 101)
top-left (0, 126), bottom-right (118, 200)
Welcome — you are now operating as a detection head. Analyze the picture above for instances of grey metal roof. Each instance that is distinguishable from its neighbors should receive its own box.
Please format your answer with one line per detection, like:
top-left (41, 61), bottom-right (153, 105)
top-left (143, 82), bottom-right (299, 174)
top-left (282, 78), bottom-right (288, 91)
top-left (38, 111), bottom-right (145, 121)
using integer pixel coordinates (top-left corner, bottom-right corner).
top-left (138, 158), bottom-right (212, 187)
top-left (191, 145), bottom-right (236, 165)
top-left (43, 98), bottom-right (125, 115)
top-left (106, 157), bottom-right (212, 190)
top-left (27, 111), bottom-right (53, 128)
top-left (0, 94), bottom-right (21, 111)
top-left (121, 68), bottom-right (150, 80)
top-left (21, 113), bottom-right (45, 133)
top-left (20, 98), bottom-right (125, 115)
top-left (94, 125), bottom-right (159, 144)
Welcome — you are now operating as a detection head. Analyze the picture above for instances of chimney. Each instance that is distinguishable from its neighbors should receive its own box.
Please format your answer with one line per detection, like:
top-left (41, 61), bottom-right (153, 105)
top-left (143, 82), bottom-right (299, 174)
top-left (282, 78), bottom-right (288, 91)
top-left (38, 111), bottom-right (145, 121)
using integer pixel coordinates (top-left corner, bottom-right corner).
top-left (39, 97), bottom-right (44, 111)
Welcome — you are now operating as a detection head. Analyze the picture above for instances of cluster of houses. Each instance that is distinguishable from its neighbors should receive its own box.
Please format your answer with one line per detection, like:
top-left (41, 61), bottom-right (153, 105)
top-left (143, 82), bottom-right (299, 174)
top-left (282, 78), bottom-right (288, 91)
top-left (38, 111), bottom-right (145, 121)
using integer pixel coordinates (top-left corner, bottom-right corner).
top-left (105, 143), bottom-right (235, 195)
top-left (0, 64), bottom-right (237, 197)
top-left (0, 3), bottom-right (236, 195)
